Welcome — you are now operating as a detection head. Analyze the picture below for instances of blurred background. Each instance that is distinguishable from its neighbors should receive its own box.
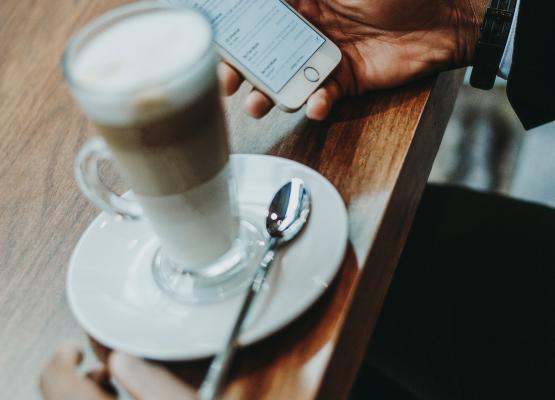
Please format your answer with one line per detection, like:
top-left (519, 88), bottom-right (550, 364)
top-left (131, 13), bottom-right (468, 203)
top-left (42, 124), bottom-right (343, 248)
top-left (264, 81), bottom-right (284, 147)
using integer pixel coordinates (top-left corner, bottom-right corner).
top-left (429, 72), bottom-right (555, 208)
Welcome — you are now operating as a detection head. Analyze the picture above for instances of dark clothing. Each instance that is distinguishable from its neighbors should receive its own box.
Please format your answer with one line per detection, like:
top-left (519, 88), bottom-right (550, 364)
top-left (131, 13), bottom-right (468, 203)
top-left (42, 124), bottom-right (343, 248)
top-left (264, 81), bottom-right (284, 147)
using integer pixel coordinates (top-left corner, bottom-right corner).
top-left (351, 2), bottom-right (555, 397)
top-left (353, 185), bottom-right (555, 400)
top-left (507, 0), bottom-right (555, 129)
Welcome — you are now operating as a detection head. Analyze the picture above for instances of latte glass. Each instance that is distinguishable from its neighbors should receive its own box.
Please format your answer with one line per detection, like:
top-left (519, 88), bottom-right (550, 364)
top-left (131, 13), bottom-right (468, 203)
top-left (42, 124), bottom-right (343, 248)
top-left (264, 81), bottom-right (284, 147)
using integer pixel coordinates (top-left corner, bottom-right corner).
top-left (63, 2), bottom-right (264, 303)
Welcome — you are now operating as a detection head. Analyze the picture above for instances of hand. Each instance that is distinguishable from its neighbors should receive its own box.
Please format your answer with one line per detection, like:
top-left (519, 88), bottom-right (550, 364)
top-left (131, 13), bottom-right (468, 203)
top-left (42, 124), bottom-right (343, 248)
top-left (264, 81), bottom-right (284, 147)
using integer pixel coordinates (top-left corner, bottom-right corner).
top-left (40, 344), bottom-right (196, 400)
top-left (219, 0), bottom-right (489, 120)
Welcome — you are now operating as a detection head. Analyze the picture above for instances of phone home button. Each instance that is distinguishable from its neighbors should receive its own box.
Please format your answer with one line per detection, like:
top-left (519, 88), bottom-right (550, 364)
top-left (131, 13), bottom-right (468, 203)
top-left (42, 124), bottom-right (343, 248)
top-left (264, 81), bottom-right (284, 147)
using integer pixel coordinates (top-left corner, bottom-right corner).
top-left (303, 67), bottom-right (320, 82)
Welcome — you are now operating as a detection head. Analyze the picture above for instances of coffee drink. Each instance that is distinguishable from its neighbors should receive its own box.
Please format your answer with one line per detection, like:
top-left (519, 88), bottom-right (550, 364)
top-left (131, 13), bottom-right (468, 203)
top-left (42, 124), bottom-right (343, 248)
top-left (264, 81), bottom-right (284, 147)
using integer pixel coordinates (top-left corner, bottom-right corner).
top-left (67, 8), bottom-right (238, 268)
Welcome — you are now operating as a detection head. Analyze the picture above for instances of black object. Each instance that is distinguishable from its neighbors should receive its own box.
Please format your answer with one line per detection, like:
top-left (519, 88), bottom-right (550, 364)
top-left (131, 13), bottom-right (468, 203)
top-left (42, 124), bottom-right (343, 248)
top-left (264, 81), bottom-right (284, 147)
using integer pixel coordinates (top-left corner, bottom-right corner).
top-left (470, 0), bottom-right (517, 90)
top-left (360, 184), bottom-right (555, 400)
top-left (507, 0), bottom-right (555, 129)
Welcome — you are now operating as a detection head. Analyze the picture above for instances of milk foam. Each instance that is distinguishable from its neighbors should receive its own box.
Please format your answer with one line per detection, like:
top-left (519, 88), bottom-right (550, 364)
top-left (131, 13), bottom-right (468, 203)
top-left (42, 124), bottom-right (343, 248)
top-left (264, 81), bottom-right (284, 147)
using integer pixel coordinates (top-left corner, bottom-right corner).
top-left (68, 8), bottom-right (215, 125)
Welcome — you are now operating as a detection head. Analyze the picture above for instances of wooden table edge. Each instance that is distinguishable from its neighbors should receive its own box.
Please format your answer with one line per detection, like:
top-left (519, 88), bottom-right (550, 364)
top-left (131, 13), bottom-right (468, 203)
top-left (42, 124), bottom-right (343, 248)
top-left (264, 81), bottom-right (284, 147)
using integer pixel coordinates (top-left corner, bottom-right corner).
top-left (316, 69), bottom-right (466, 400)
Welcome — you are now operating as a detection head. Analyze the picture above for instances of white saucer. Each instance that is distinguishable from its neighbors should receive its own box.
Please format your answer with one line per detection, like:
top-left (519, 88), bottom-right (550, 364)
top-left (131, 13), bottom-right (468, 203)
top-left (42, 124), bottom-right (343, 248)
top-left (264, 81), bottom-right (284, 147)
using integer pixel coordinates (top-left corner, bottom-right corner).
top-left (67, 154), bottom-right (348, 361)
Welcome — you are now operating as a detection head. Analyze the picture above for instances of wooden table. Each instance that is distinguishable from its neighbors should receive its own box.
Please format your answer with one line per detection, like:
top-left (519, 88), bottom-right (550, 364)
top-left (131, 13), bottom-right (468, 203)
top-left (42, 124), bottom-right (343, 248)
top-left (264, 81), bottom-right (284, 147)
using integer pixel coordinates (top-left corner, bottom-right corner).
top-left (0, 1), bottom-right (464, 399)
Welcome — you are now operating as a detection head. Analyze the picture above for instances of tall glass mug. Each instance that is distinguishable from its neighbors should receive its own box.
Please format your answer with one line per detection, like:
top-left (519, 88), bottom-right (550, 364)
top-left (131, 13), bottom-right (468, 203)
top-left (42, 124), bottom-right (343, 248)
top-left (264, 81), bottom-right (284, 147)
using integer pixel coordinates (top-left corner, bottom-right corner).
top-left (63, 2), bottom-right (264, 303)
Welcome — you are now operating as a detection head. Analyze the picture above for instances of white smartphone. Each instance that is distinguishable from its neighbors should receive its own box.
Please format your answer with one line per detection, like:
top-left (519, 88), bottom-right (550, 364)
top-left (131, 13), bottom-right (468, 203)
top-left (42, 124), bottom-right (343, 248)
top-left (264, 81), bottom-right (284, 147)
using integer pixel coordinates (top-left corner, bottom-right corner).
top-left (182, 0), bottom-right (342, 112)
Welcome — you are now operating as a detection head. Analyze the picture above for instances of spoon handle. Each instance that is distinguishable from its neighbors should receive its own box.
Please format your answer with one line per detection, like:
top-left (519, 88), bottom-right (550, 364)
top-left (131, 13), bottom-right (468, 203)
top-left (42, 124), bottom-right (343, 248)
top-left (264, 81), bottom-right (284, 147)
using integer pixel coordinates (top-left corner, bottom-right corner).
top-left (199, 243), bottom-right (277, 400)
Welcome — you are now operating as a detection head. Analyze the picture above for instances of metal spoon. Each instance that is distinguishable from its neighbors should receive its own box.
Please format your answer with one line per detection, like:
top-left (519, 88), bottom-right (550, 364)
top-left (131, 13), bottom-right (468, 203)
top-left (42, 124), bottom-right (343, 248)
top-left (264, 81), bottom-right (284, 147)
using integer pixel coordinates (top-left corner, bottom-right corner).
top-left (199, 178), bottom-right (311, 400)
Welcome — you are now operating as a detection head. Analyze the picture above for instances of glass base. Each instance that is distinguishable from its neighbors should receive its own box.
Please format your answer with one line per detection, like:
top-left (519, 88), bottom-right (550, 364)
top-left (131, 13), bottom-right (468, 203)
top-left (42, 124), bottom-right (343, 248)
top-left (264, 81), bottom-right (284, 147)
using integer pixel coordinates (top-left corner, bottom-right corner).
top-left (151, 219), bottom-right (266, 304)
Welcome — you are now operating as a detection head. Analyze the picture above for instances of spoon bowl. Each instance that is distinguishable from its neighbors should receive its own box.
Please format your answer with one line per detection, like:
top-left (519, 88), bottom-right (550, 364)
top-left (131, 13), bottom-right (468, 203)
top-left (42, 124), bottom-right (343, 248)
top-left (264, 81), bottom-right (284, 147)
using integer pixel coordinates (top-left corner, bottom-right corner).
top-left (266, 178), bottom-right (311, 243)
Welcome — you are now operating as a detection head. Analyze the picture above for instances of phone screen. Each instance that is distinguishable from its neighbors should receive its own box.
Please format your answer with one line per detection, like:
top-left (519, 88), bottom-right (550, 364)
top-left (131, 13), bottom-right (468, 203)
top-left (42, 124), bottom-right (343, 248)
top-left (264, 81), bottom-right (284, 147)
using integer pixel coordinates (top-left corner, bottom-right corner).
top-left (185, 1), bottom-right (325, 93)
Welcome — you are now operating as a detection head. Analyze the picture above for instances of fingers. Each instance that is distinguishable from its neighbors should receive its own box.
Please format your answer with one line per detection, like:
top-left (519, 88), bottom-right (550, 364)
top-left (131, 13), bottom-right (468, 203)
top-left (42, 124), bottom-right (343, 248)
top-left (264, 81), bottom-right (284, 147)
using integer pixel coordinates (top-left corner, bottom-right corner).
top-left (217, 62), bottom-right (243, 96)
top-left (87, 367), bottom-right (118, 396)
top-left (218, 62), bottom-right (274, 118)
top-left (86, 368), bottom-right (109, 385)
top-left (40, 344), bottom-right (115, 400)
top-left (109, 352), bottom-right (196, 400)
top-left (41, 344), bottom-right (83, 390)
top-left (244, 89), bottom-right (274, 119)
top-left (305, 79), bottom-right (343, 121)
top-left (53, 343), bottom-right (84, 367)
top-left (244, 79), bottom-right (344, 120)
top-left (218, 61), bottom-right (343, 120)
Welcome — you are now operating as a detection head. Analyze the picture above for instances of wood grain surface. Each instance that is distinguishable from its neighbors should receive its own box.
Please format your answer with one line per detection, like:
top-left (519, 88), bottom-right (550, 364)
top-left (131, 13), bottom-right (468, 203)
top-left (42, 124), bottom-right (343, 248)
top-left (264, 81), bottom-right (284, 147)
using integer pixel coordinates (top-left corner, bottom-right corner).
top-left (0, 1), bottom-right (464, 399)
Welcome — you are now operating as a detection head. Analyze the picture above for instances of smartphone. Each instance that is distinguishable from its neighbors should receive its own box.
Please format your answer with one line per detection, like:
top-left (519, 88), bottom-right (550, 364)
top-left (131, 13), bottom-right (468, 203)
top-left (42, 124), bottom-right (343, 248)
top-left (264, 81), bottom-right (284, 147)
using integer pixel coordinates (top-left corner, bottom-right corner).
top-left (183, 0), bottom-right (342, 112)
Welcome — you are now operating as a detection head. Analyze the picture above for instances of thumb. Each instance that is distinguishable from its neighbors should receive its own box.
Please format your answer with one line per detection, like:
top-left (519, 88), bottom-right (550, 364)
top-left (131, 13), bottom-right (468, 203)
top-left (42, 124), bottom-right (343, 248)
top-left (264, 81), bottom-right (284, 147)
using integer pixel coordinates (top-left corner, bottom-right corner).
top-left (109, 353), bottom-right (196, 400)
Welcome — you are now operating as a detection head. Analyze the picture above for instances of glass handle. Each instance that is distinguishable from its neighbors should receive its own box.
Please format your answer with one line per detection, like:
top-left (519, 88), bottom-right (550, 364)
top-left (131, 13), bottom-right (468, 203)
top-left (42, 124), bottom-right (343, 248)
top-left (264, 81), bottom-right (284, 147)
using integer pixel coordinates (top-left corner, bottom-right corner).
top-left (75, 136), bottom-right (143, 220)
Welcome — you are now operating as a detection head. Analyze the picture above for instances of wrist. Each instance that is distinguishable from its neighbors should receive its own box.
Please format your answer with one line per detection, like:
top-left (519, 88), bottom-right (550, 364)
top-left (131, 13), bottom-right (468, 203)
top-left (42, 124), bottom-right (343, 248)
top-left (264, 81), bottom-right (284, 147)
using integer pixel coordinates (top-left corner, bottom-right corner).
top-left (455, 0), bottom-right (491, 65)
